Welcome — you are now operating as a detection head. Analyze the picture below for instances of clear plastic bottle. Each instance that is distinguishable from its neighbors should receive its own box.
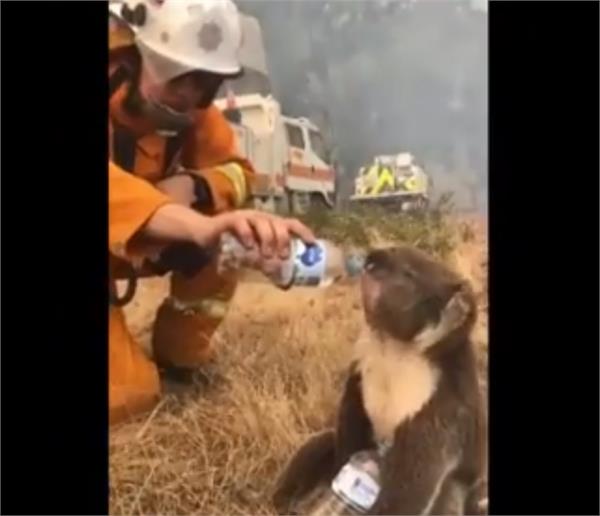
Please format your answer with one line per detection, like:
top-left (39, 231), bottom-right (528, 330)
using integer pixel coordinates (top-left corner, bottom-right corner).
top-left (306, 450), bottom-right (381, 516)
top-left (218, 233), bottom-right (365, 288)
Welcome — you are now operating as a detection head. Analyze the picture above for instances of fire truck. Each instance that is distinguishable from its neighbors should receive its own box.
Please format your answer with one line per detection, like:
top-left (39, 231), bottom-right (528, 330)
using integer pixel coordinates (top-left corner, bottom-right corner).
top-left (349, 152), bottom-right (430, 211)
top-left (213, 14), bottom-right (337, 214)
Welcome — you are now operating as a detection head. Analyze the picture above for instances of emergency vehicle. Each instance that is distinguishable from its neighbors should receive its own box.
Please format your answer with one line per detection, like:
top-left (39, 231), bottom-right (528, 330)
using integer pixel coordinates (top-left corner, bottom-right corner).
top-left (349, 152), bottom-right (430, 212)
top-left (213, 14), bottom-right (337, 214)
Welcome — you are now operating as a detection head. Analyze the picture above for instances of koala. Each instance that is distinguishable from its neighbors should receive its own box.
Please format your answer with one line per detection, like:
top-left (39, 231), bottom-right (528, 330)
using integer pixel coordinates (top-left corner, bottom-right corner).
top-left (273, 246), bottom-right (487, 515)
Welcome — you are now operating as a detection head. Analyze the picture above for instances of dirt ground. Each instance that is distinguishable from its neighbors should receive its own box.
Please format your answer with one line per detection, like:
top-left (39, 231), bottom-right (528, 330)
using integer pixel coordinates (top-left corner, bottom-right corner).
top-left (110, 219), bottom-right (488, 515)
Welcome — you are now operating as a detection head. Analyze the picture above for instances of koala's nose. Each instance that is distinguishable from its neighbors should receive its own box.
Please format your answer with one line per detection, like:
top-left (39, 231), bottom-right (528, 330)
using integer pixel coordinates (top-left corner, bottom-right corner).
top-left (345, 253), bottom-right (366, 277)
top-left (364, 249), bottom-right (391, 274)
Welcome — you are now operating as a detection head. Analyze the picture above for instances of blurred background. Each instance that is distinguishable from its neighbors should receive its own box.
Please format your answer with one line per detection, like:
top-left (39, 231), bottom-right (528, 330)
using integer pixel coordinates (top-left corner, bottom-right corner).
top-left (235, 0), bottom-right (488, 212)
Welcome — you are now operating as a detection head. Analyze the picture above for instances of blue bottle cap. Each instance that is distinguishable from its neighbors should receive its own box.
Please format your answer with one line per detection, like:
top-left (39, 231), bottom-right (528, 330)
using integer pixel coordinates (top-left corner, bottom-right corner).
top-left (345, 253), bottom-right (366, 277)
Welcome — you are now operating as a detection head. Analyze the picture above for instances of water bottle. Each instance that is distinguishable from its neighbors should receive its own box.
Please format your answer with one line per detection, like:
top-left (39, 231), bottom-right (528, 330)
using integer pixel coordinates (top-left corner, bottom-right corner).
top-left (306, 450), bottom-right (381, 516)
top-left (218, 233), bottom-right (365, 288)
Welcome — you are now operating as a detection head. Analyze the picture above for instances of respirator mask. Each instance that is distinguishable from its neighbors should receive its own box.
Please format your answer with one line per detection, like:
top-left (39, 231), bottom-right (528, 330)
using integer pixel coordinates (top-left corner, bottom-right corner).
top-left (133, 41), bottom-right (234, 133)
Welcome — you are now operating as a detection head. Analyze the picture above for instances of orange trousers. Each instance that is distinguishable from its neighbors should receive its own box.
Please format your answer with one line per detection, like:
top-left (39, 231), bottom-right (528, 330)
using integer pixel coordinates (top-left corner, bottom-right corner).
top-left (109, 260), bottom-right (237, 425)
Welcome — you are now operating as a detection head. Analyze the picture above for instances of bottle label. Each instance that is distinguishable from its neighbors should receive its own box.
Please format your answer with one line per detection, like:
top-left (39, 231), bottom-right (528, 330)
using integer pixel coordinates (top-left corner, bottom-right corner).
top-left (293, 240), bottom-right (326, 286)
top-left (331, 462), bottom-right (380, 513)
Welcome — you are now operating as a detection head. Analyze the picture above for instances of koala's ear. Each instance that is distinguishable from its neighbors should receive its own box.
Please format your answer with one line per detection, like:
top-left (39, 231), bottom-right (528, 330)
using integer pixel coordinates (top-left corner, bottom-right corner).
top-left (443, 279), bottom-right (470, 304)
top-left (413, 279), bottom-right (475, 352)
top-left (443, 280), bottom-right (476, 324)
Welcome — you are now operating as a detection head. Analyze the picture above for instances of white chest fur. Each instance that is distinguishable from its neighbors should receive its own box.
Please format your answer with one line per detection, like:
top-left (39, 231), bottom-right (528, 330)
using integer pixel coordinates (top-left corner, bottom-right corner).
top-left (354, 328), bottom-right (440, 443)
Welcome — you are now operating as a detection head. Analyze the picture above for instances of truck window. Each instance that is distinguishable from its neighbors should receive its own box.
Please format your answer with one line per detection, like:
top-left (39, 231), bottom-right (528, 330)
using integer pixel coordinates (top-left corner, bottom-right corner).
top-left (309, 130), bottom-right (329, 163)
top-left (286, 124), bottom-right (305, 149)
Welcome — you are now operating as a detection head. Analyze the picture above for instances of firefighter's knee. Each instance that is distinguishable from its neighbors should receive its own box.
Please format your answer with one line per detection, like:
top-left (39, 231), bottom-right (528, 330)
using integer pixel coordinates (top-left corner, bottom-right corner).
top-left (152, 262), bottom-right (237, 369)
top-left (109, 306), bottom-right (160, 425)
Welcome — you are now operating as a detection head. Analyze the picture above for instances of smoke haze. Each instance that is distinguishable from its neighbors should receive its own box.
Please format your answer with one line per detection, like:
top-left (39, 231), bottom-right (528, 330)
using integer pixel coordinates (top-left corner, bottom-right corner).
top-left (237, 0), bottom-right (488, 211)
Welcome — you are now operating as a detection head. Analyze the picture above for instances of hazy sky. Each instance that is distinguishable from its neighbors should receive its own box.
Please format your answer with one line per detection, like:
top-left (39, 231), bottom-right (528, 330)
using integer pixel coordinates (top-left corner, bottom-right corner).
top-left (237, 0), bottom-right (488, 210)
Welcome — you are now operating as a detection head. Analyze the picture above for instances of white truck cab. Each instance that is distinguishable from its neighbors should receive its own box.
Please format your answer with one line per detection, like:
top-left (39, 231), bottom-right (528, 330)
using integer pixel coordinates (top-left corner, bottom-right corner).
top-left (212, 14), bottom-right (337, 214)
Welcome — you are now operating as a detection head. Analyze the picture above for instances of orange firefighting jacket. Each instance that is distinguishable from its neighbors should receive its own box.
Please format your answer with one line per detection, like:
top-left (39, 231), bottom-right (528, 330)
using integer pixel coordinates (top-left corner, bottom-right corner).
top-left (108, 51), bottom-right (255, 271)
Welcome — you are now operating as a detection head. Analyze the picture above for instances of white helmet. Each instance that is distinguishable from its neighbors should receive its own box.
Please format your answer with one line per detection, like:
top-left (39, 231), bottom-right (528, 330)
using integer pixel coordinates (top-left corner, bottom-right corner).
top-left (109, 0), bottom-right (243, 83)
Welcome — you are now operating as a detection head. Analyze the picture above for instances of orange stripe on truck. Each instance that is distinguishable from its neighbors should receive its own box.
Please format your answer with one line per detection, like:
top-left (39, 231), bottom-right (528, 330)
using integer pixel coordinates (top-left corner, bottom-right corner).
top-left (288, 164), bottom-right (335, 182)
top-left (253, 173), bottom-right (285, 191)
top-left (252, 167), bottom-right (333, 194)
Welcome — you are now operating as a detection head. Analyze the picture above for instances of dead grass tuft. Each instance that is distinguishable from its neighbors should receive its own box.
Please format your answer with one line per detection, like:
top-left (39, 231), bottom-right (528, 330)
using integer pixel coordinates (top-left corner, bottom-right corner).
top-left (111, 284), bottom-right (363, 515)
top-left (299, 192), bottom-right (459, 259)
top-left (110, 211), bottom-right (488, 515)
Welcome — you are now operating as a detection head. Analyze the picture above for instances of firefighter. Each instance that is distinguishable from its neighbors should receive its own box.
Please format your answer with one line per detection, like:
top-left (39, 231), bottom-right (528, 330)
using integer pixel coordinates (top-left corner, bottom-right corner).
top-left (108, 0), bottom-right (314, 424)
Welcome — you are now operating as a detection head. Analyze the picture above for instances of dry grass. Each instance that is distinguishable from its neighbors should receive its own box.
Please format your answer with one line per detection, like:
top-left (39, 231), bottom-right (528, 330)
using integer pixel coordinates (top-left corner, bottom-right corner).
top-left (111, 282), bottom-right (364, 515)
top-left (299, 194), bottom-right (458, 259)
top-left (110, 214), bottom-right (488, 516)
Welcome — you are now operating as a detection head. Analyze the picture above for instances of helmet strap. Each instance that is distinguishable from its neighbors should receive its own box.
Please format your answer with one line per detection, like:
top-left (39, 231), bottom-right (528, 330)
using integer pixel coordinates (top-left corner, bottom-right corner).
top-left (193, 73), bottom-right (225, 109)
top-left (141, 99), bottom-right (195, 134)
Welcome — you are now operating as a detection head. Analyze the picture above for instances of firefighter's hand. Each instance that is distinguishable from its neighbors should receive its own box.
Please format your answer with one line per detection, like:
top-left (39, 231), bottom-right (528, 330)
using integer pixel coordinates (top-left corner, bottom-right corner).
top-left (139, 205), bottom-right (315, 266)
top-left (211, 209), bottom-right (316, 260)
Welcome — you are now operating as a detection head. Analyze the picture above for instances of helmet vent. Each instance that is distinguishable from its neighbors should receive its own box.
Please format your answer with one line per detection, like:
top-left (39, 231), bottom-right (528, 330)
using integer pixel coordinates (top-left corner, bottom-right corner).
top-left (197, 22), bottom-right (223, 52)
